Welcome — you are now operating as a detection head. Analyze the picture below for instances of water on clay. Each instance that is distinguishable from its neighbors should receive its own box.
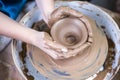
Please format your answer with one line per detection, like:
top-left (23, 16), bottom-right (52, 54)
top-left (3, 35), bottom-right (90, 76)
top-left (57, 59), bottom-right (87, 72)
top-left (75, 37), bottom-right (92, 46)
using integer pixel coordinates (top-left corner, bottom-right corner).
top-left (19, 20), bottom-right (115, 80)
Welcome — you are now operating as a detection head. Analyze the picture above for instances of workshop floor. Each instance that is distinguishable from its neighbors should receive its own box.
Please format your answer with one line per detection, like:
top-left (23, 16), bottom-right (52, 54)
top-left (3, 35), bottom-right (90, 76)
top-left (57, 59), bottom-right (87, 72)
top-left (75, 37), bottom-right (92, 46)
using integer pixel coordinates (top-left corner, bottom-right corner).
top-left (0, 1), bottom-right (120, 80)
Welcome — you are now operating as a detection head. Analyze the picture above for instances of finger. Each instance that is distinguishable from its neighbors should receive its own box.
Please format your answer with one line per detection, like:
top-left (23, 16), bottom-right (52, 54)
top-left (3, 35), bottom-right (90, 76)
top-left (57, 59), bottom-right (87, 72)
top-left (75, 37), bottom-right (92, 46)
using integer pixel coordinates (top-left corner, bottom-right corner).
top-left (42, 32), bottom-right (68, 53)
top-left (45, 40), bottom-right (68, 53)
top-left (63, 42), bottom-right (91, 58)
top-left (44, 48), bottom-right (66, 59)
top-left (43, 48), bottom-right (59, 59)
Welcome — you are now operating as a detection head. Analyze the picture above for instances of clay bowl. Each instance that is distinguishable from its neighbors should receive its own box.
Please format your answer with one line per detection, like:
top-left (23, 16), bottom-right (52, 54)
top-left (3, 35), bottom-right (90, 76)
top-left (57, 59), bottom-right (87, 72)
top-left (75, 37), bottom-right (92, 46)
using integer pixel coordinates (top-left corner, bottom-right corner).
top-left (11, 1), bottom-right (120, 80)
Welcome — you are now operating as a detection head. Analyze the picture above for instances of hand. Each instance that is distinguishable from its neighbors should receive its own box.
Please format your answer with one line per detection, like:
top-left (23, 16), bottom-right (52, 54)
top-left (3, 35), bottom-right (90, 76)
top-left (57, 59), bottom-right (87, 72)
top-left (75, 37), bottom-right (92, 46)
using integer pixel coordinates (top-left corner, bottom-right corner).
top-left (0, 11), bottom-right (67, 59)
top-left (47, 6), bottom-right (92, 58)
top-left (32, 31), bottom-right (68, 59)
top-left (48, 6), bottom-right (83, 27)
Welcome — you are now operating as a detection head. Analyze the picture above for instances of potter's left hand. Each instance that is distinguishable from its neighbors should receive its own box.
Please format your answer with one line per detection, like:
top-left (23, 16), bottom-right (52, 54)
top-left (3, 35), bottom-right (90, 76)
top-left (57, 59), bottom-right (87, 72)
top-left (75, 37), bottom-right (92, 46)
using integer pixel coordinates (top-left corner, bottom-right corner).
top-left (32, 31), bottom-right (68, 59)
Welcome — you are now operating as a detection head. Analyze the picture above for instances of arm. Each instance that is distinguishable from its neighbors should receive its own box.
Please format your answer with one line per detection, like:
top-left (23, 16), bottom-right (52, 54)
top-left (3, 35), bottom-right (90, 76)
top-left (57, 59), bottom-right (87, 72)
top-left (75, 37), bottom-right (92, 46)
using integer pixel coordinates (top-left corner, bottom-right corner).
top-left (0, 12), bottom-right (36, 44)
top-left (0, 12), bottom-right (67, 59)
top-left (0, 0), bottom-right (54, 47)
top-left (35, 0), bottom-right (54, 25)
top-left (0, 0), bottom-right (55, 40)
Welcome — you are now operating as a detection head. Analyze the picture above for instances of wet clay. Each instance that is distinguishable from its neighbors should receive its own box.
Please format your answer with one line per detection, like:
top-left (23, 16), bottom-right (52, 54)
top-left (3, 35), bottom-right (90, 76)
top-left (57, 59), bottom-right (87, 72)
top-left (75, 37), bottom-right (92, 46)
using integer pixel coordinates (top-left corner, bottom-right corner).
top-left (19, 21), bottom-right (115, 80)
top-left (25, 7), bottom-right (108, 80)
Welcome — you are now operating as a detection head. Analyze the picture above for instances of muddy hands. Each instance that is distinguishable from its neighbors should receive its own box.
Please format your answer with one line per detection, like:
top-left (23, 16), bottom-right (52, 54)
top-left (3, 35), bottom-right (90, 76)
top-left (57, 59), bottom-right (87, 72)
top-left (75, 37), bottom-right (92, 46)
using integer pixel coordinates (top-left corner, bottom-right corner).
top-left (39, 6), bottom-right (94, 59)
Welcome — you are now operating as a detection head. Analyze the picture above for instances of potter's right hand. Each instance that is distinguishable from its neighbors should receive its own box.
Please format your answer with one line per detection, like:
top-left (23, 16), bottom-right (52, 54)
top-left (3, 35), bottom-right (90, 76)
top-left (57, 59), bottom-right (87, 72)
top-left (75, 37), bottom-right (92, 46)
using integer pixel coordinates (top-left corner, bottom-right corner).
top-left (32, 31), bottom-right (68, 59)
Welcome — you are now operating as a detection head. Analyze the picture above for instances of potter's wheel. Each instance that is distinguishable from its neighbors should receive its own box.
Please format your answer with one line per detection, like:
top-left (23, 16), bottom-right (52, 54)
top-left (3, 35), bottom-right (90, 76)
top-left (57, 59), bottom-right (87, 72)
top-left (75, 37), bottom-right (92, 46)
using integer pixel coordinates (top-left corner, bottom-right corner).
top-left (27, 7), bottom-right (108, 79)
top-left (12, 1), bottom-right (120, 80)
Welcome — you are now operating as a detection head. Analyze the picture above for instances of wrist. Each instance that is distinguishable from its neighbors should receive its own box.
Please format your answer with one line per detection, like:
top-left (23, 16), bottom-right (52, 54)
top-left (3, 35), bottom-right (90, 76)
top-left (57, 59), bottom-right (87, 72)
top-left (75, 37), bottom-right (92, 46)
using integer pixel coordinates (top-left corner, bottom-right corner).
top-left (30, 31), bottom-right (44, 47)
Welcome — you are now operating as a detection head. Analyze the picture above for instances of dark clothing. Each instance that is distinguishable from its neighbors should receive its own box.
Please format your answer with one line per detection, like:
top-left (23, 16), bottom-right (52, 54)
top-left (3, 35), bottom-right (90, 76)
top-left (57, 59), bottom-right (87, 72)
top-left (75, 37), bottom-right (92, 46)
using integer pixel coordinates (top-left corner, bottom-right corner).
top-left (0, 0), bottom-right (26, 19)
top-left (90, 0), bottom-right (117, 12)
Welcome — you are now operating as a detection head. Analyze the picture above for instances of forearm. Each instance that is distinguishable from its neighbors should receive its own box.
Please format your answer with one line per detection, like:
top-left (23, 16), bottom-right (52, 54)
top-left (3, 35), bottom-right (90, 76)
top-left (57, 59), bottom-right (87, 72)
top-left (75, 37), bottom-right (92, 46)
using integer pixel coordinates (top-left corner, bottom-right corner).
top-left (0, 12), bottom-right (37, 44)
top-left (35, 0), bottom-right (54, 24)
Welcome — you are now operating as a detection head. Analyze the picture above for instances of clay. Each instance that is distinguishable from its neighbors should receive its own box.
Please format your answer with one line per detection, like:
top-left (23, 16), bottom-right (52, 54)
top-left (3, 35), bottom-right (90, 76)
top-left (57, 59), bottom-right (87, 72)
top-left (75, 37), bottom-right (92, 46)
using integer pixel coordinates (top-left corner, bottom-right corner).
top-left (25, 7), bottom-right (108, 80)
top-left (19, 24), bottom-right (116, 80)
